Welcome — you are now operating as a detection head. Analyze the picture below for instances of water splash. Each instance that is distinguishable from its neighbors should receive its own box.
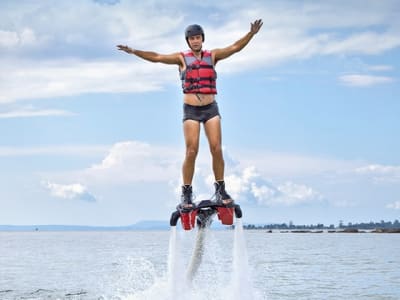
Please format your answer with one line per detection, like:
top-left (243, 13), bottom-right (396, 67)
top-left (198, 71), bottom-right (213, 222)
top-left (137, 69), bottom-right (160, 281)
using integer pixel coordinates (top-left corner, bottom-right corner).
top-left (123, 220), bottom-right (260, 300)
top-left (229, 218), bottom-right (260, 300)
top-left (122, 227), bottom-right (186, 300)
top-left (167, 226), bottom-right (187, 298)
top-left (186, 227), bottom-right (207, 282)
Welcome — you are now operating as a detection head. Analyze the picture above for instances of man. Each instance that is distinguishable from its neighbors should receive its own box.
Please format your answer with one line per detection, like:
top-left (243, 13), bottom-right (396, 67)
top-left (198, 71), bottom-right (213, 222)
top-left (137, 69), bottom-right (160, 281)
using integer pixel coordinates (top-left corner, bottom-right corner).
top-left (117, 19), bottom-right (263, 209)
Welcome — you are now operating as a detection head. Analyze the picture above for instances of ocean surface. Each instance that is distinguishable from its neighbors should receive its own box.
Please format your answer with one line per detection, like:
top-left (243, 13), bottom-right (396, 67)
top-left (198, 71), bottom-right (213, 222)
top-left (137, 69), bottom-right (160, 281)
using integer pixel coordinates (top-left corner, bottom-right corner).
top-left (1, 222), bottom-right (399, 300)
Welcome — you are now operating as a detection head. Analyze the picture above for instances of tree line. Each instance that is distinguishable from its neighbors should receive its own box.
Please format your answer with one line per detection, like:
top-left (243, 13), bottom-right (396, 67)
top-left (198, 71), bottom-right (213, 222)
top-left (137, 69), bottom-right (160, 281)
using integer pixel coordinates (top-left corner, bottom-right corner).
top-left (243, 219), bottom-right (400, 230)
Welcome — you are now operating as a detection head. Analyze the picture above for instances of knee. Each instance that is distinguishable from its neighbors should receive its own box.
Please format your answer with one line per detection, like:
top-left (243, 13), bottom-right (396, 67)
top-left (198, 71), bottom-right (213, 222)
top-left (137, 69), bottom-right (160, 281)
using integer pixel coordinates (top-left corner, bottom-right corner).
top-left (210, 144), bottom-right (223, 157)
top-left (185, 146), bottom-right (198, 161)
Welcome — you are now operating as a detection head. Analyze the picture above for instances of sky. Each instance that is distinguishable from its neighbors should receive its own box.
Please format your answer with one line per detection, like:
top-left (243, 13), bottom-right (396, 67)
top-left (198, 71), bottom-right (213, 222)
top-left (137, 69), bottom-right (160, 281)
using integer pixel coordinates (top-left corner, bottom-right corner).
top-left (1, 0), bottom-right (400, 227)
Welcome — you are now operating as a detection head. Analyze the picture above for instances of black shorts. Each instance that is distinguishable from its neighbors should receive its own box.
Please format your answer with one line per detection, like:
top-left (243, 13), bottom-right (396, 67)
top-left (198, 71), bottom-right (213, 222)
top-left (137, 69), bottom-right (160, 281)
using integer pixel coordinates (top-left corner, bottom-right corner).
top-left (183, 101), bottom-right (221, 123)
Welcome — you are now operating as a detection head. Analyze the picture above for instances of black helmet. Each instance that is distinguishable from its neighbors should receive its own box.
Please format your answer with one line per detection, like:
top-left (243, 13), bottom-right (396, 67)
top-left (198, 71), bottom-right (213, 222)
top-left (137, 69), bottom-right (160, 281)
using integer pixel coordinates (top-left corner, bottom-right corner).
top-left (185, 24), bottom-right (204, 42)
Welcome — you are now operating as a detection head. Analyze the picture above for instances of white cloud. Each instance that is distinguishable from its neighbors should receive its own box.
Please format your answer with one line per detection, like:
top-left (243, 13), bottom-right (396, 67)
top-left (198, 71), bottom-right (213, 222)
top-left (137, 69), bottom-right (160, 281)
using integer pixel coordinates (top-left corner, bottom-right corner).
top-left (225, 166), bottom-right (322, 207)
top-left (249, 1), bottom-right (398, 30)
top-left (0, 1), bottom-right (184, 54)
top-left (0, 27), bottom-right (43, 49)
top-left (212, 2), bottom-right (400, 71)
top-left (85, 141), bottom-right (182, 184)
top-left (367, 65), bottom-right (394, 72)
top-left (29, 141), bottom-right (397, 210)
top-left (234, 149), bottom-right (357, 178)
top-left (386, 201), bottom-right (400, 210)
top-left (64, 141), bottom-right (377, 209)
top-left (0, 145), bottom-right (109, 157)
top-left (0, 107), bottom-right (75, 118)
top-left (0, 30), bottom-right (19, 48)
top-left (355, 164), bottom-right (400, 183)
top-left (34, 141), bottom-right (324, 207)
top-left (356, 164), bottom-right (400, 174)
top-left (0, 59), bottom-right (178, 104)
top-left (1, 1), bottom-right (399, 103)
top-left (339, 74), bottom-right (394, 87)
top-left (93, 0), bottom-right (120, 5)
top-left (321, 31), bottom-right (400, 56)
top-left (42, 181), bottom-right (96, 202)
top-left (276, 181), bottom-right (321, 205)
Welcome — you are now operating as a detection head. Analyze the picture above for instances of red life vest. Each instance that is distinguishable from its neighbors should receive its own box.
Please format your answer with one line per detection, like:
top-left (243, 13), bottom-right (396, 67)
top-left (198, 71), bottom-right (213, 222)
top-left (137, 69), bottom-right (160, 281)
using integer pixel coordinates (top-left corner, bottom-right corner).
top-left (180, 50), bottom-right (217, 94)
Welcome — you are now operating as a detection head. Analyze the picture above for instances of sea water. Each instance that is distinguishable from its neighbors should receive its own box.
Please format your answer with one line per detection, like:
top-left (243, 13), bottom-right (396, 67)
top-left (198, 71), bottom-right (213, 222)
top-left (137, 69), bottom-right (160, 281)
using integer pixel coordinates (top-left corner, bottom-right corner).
top-left (0, 225), bottom-right (399, 299)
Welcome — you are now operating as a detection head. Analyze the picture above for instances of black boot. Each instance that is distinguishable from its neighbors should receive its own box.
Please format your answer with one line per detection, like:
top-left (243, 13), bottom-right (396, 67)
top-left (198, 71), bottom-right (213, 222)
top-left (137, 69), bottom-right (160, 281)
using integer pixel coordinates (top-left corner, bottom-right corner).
top-left (180, 185), bottom-right (194, 209)
top-left (214, 181), bottom-right (233, 206)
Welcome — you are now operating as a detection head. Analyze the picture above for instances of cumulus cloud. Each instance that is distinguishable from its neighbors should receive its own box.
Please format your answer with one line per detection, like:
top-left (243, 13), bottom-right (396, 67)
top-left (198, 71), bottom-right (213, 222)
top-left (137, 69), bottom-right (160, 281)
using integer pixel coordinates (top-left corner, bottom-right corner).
top-left (55, 140), bottom-right (323, 207)
top-left (42, 181), bottom-right (96, 202)
top-left (32, 140), bottom-right (396, 210)
top-left (169, 163), bottom-right (323, 207)
top-left (86, 141), bottom-right (182, 184)
top-left (224, 166), bottom-right (323, 206)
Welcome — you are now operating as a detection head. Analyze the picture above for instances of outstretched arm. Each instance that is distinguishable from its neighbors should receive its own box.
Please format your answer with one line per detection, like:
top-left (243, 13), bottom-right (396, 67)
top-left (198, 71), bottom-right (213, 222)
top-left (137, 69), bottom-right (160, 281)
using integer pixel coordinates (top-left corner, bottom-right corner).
top-left (212, 19), bottom-right (263, 64)
top-left (117, 45), bottom-right (183, 66)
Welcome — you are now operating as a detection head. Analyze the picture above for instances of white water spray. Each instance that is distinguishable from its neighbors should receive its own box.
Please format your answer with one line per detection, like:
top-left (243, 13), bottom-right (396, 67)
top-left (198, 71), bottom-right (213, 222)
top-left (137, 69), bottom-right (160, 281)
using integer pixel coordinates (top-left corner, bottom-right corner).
top-left (167, 226), bottom-right (187, 298)
top-left (230, 218), bottom-right (257, 300)
top-left (124, 219), bottom-right (260, 300)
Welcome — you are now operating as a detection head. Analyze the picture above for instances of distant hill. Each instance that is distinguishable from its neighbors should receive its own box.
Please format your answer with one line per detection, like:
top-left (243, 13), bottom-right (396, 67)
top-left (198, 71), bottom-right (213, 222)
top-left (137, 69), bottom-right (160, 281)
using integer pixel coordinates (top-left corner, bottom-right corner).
top-left (129, 220), bottom-right (169, 230)
top-left (0, 218), bottom-right (236, 231)
top-left (0, 220), bottom-right (170, 232)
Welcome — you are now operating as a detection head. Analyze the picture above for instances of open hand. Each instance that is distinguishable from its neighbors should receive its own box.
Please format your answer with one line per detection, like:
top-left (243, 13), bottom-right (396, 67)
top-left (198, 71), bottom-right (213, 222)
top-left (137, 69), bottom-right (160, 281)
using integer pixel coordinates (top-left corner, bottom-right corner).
top-left (250, 19), bottom-right (263, 34)
top-left (116, 45), bottom-right (133, 54)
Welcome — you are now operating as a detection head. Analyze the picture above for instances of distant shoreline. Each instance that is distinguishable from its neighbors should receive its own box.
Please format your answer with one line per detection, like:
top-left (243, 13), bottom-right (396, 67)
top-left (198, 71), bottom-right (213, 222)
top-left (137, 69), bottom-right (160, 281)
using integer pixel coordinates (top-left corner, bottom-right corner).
top-left (264, 228), bottom-right (400, 234)
top-left (1, 224), bottom-right (400, 233)
top-left (0, 221), bottom-right (169, 232)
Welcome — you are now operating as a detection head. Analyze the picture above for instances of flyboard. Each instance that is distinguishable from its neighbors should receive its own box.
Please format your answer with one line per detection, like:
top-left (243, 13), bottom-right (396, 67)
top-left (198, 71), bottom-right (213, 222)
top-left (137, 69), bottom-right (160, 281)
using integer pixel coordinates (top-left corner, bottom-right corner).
top-left (169, 199), bottom-right (242, 230)
top-left (170, 199), bottom-right (242, 281)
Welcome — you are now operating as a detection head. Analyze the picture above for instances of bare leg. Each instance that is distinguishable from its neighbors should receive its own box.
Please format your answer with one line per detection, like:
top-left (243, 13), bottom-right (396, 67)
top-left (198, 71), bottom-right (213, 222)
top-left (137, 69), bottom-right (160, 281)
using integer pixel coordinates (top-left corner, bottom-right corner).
top-left (182, 120), bottom-right (200, 185)
top-left (204, 116), bottom-right (224, 181)
top-left (204, 116), bottom-right (232, 204)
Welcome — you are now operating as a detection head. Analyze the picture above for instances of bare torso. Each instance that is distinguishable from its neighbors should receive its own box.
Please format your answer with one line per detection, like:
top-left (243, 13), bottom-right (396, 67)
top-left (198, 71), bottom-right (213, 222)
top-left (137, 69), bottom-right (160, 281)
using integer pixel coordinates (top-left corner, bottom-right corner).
top-left (183, 93), bottom-right (216, 106)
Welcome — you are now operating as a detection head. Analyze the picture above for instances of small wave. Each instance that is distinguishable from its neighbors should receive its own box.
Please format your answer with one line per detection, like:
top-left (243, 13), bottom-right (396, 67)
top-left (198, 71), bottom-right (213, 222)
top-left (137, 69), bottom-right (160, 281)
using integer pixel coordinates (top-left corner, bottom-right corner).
top-left (65, 291), bottom-right (88, 297)
top-left (30, 288), bottom-right (54, 294)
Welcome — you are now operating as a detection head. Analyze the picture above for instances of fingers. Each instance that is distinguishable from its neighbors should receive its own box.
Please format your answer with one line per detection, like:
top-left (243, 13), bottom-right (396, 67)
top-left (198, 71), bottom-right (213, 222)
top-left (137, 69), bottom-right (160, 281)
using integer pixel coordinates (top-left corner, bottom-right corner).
top-left (116, 45), bottom-right (127, 50)
top-left (116, 45), bottom-right (131, 53)
top-left (253, 19), bottom-right (263, 28)
top-left (251, 19), bottom-right (263, 33)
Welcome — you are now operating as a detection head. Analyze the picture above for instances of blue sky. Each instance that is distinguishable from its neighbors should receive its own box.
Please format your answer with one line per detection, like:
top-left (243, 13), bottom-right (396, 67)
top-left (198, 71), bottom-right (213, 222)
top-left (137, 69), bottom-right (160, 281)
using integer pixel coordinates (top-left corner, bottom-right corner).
top-left (1, 0), bottom-right (399, 226)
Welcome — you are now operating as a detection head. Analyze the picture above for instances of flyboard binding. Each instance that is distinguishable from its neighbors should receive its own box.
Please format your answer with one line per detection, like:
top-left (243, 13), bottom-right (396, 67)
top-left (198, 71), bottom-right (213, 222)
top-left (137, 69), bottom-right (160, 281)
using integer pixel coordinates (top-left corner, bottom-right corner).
top-left (170, 199), bottom-right (242, 230)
